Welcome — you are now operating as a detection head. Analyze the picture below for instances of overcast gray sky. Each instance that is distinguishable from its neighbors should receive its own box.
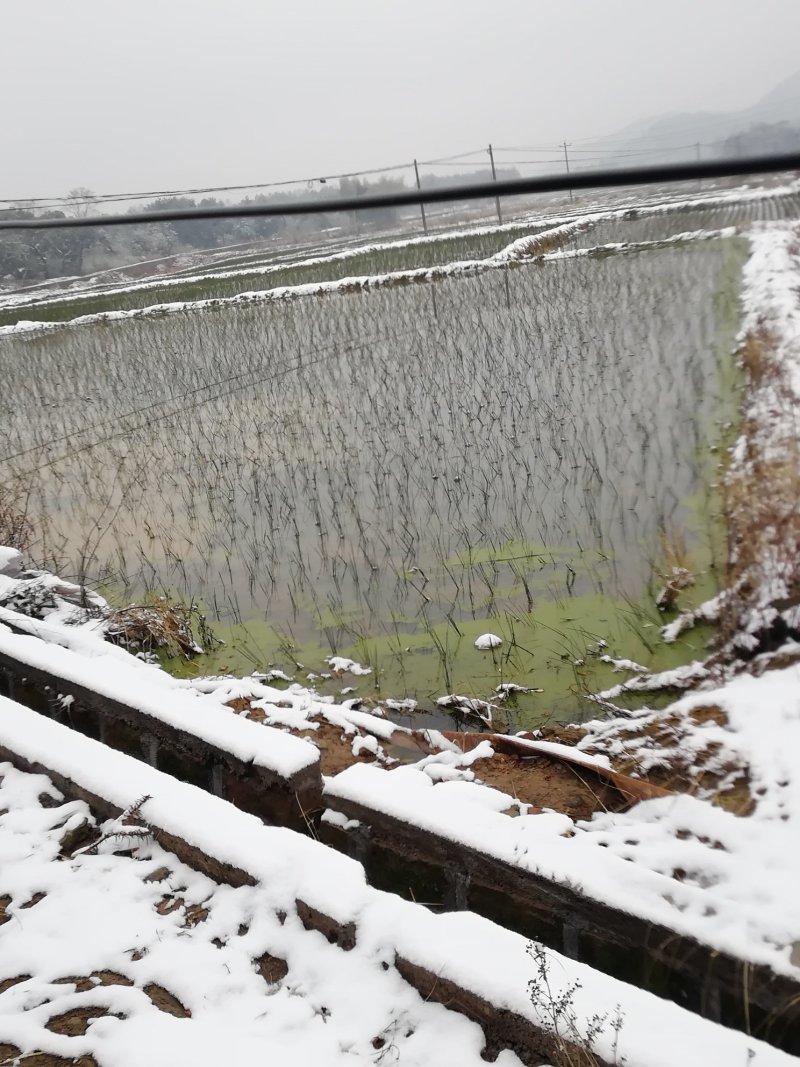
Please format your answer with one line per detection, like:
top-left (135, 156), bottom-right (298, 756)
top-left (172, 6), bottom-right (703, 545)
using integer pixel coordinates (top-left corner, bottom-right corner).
top-left (2, 0), bottom-right (799, 200)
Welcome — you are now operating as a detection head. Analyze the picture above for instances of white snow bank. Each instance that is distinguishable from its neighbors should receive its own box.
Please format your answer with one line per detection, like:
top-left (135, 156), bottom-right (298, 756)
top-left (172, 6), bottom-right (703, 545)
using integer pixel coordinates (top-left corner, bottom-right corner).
top-left (659, 223), bottom-right (800, 656)
top-left (0, 595), bottom-right (406, 759)
top-left (739, 224), bottom-right (800, 457)
top-left (0, 751), bottom-right (511, 1067)
top-left (187, 673), bottom-right (402, 741)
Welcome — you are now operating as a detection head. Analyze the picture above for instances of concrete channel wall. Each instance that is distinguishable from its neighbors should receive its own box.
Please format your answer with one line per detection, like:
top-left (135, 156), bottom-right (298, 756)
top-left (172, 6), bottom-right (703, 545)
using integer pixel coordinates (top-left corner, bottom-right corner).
top-left (0, 640), bottom-right (798, 1055)
top-left (0, 692), bottom-right (614, 1067)
top-left (0, 645), bottom-right (321, 834)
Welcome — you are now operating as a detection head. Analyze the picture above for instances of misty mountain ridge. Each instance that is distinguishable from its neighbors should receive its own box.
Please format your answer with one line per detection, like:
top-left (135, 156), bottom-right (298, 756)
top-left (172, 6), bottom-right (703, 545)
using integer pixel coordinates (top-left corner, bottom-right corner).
top-left (596, 67), bottom-right (800, 155)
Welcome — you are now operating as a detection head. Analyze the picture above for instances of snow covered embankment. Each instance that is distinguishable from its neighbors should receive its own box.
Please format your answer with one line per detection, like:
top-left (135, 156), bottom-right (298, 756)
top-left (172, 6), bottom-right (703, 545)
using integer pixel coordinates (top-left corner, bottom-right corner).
top-left (0, 696), bottom-right (794, 1067)
top-left (655, 224), bottom-right (800, 668)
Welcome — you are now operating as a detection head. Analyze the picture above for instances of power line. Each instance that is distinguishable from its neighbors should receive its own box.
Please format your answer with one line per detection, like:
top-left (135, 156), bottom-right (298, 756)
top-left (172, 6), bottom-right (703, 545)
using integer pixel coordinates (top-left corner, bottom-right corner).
top-left (0, 153), bottom-right (493, 210)
top-left (568, 128), bottom-right (737, 146)
top-left (495, 142), bottom-right (705, 154)
top-left (420, 160), bottom-right (494, 167)
top-left (0, 160), bottom-right (418, 210)
top-left (421, 148), bottom-right (488, 165)
top-left (560, 145), bottom-right (700, 156)
top-left (1, 153), bottom-right (799, 232)
top-left (0, 141), bottom-right (772, 211)
top-left (0, 149), bottom-right (502, 209)
top-left (503, 149), bottom-right (708, 167)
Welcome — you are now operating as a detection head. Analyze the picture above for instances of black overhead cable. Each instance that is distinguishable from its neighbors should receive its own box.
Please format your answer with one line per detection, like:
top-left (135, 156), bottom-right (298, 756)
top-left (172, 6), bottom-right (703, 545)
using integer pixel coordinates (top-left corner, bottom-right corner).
top-left (1, 153), bottom-right (799, 232)
top-left (0, 161), bottom-right (416, 209)
top-left (0, 151), bottom-right (485, 209)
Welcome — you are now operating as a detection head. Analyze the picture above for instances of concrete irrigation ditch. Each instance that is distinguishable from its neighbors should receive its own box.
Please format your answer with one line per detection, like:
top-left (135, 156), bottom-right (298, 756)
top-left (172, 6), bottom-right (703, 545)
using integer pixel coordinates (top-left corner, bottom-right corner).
top-left (0, 627), bottom-right (797, 1055)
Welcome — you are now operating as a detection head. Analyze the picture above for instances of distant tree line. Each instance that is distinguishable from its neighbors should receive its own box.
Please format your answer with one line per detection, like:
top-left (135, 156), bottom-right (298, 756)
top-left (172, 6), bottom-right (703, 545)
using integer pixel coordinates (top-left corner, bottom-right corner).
top-left (710, 120), bottom-right (800, 159)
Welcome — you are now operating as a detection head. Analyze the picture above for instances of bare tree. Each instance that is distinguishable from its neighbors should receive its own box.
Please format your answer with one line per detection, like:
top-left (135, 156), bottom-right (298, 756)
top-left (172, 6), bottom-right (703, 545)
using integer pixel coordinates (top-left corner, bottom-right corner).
top-left (66, 186), bottom-right (98, 218)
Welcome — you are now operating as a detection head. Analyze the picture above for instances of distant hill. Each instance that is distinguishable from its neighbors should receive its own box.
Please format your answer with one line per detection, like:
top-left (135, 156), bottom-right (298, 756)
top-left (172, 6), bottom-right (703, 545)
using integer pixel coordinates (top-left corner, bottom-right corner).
top-left (579, 68), bottom-right (800, 165)
top-left (750, 67), bottom-right (800, 124)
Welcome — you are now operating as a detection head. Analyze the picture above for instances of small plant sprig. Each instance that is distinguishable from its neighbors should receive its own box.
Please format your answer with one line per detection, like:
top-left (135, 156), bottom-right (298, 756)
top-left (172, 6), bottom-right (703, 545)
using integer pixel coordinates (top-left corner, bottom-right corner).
top-left (74, 794), bottom-right (154, 856)
top-left (527, 941), bottom-right (625, 1066)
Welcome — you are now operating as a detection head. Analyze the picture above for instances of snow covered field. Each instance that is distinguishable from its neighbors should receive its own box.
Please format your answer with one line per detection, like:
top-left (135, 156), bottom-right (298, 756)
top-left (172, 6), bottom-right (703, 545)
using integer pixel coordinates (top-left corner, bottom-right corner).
top-left (2, 179), bottom-right (800, 1062)
top-left (1, 515), bottom-right (800, 1052)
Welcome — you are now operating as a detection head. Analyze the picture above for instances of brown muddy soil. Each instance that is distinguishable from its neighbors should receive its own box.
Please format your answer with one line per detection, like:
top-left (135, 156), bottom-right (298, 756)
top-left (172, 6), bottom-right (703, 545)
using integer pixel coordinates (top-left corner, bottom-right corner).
top-left (45, 1007), bottom-right (108, 1037)
top-left (143, 983), bottom-right (190, 1017)
top-left (579, 704), bottom-right (754, 815)
top-left (468, 752), bottom-right (625, 820)
top-left (0, 1051), bottom-right (97, 1067)
top-left (227, 693), bottom-right (754, 818)
top-left (228, 698), bottom-right (402, 776)
top-left (227, 696), bottom-right (626, 820)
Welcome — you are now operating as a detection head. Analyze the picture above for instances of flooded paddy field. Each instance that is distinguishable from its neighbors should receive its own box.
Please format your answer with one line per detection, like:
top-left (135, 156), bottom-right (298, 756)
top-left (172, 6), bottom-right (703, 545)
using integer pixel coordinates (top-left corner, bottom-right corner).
top-left (0, 220), bottom-right (555, 328)
top-left (0, 203), bottom-right (754, 725)
top-left (571, 189), bottom-right (800, 248)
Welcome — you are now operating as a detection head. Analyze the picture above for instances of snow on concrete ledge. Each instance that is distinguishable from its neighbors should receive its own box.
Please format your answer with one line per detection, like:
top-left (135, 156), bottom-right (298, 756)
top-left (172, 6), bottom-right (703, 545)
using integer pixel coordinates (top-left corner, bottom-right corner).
top-left (0, 619), bottom-right (319, 780)
top-left (0, 693), bottom-right (359, 923)
top-left (324, 747), bottom-right (800, 983)
top-left (0, 694), bottom-right (793, 1067)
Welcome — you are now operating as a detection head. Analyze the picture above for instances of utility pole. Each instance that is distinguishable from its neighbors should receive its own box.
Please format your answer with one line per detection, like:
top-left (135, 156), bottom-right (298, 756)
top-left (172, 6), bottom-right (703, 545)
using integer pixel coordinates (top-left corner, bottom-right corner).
top-left (563, 141), bottom-right (573, 202)
top-left (488, 144), bottom-right (503, 224)
top-left (413, 160), bottom-right (428, 235)
top-left (695, 142), bottom-right (702, 193)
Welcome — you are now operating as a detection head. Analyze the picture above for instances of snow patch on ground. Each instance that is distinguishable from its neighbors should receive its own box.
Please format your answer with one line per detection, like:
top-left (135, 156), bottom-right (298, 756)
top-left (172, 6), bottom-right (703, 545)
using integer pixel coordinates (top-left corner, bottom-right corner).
top-left (474, 632), bottom-right (502, 650)
top-left (328, 652), bottom-right (800, 982)
top-left (325, 655), bottom-right (372, 676)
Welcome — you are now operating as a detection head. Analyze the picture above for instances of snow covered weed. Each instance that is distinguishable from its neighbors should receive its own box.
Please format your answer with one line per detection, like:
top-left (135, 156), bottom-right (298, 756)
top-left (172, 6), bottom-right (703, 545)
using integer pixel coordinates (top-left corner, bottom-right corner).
top-left (527, 942), bottom-right (625, 1067)
top-left (0, 484), bottom-right (32, 554)
top-left (719, 328), bottom-right (800, 654)
top-left (73, 794), bottom-right (154, 856)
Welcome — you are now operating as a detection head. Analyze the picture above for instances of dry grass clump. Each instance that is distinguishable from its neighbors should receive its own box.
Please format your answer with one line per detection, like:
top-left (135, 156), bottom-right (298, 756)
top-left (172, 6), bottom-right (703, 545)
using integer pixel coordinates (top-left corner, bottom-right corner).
top-left (530, 231), bottom-right (571, 256)
top-left (659, 528), bottom-right (691, 573)
top-left (655, 529), bottom-right (695, 612)
top-left (0, 484), bottom-right (33, 553)
top-left (105, 595), bottom-right (217, 659)
top-left (737, 328), bottom-right (780, 389)
top-left (725, 451), bottom-right (800, 595)
top-left (716, 329), bottom-right (800, 655)
top-left (660, 325), bottom-right (800, 664)
top-left (518, 225), bottom-right (589, 258)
